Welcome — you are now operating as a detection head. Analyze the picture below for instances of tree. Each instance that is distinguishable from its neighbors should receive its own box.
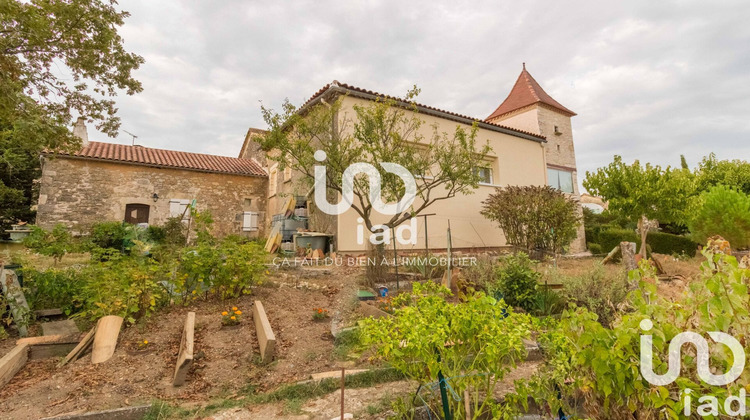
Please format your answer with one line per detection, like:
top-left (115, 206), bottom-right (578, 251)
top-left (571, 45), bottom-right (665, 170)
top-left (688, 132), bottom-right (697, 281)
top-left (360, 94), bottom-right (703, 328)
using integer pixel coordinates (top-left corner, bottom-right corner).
top-left (259, 88), bottom-right (491, 282)
top-left (480, 185), bottom-right (580, 257)
top-left (688, 185), bottom-right (750, 249)
top-left (694, 153), bottom-right (750, 195)
top-left (0, 0), bottom-right (143, 236)
top-left (583, 156), bottom-right (694, 257)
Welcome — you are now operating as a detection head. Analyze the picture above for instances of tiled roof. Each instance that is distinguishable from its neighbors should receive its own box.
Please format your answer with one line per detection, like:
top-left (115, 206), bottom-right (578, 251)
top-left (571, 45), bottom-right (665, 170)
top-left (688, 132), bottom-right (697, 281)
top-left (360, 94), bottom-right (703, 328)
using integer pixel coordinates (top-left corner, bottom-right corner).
top-left (486, 65), bottom-right (576, 121)
top-left (300, 81), bottom-right (546, 142)
top-left (47, 141), bottom-right (267, 177)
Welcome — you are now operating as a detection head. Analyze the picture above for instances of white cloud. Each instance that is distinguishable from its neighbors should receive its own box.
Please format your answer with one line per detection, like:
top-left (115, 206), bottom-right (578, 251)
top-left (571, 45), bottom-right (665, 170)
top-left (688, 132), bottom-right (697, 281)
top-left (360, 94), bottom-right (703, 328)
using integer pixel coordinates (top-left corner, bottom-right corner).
top-left (94, 0), bottom-right (750, 184)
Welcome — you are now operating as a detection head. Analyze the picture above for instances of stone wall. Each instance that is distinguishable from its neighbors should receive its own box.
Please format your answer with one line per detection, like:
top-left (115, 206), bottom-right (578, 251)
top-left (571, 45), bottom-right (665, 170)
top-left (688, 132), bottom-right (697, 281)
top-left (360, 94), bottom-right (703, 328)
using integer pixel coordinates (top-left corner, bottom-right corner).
top-left (36, 157), bottom-right (268, 238)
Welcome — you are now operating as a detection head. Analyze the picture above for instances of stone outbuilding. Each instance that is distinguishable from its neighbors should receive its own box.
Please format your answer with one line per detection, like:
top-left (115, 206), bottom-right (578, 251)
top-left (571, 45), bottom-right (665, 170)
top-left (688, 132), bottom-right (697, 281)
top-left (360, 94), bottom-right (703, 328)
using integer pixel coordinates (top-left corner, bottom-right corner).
top-left (36, 122), bottom-right (268, 238)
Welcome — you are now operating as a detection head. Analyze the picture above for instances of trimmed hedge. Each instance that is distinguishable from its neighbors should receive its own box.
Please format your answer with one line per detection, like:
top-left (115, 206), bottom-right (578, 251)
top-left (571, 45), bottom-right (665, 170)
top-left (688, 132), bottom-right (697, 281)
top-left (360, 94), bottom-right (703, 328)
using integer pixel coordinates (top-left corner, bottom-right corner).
top-left (594, 228), bottom-right (698, 256)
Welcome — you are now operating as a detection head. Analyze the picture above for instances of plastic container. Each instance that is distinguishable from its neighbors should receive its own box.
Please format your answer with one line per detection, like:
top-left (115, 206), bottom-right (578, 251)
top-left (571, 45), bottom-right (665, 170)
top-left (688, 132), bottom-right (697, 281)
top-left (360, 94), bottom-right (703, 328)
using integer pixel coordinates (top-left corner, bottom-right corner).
top-left (378, 286), bottom-right (389, 297)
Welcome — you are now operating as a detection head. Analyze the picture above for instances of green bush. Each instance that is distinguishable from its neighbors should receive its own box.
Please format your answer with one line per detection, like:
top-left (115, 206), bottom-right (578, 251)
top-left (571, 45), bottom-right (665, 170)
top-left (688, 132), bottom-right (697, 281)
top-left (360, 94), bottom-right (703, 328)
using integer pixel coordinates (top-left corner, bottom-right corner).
top-left (688, 184), bottom-right (750, 249)
top-left (595, 228), bottom-right (696, 256)
top-left (23, 224), bottom-right (77, 262)
top-left (495, 252), bottom-right (540, 311)
top-left (556, 263), bottom-right (628, 327)
top-left (89, 221), bottom-right (128, 250)
top-left (21, 267), bottom-right (84, 315)
top-left (587, 242), bottom-right (603, 255)
top-left (646, 231), bottom-right (698, 255)
top-left (148, 217), bottom-right (186, 246)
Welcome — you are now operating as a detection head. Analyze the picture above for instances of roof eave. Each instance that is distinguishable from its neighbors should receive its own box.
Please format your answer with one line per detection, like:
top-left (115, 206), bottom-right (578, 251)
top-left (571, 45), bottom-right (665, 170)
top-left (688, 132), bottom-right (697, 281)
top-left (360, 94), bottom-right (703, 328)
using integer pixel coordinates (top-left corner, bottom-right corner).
top-left (42, 153), bottom-right (269, 178)
top-left (301, 84), bottom-right (547, 143)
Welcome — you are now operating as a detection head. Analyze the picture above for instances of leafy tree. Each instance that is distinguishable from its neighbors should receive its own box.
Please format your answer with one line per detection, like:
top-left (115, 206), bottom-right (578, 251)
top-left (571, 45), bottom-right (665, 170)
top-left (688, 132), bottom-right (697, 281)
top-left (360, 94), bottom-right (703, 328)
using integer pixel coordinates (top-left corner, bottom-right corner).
top-left (0, 0), bottom-right (143, 236)
top-left (259, 88), bottom-right (491, 282)
top-left (480, 185), bottom-right (580, 256)
top-left (688, 185), bottom-right (750, 249)
top-left (583, 156), bottom-right (695, 257)
top-left (694, 153), bottom-right (750, 195)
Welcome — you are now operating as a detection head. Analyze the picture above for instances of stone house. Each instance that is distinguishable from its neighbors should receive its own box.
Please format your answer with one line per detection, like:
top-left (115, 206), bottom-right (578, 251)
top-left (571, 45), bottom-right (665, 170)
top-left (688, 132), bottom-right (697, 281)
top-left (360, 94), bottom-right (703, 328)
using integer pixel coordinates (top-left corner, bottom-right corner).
top-left (36, 121), bottom-right (268, 238)
top-left (242, 65), bottom-right (587, 253)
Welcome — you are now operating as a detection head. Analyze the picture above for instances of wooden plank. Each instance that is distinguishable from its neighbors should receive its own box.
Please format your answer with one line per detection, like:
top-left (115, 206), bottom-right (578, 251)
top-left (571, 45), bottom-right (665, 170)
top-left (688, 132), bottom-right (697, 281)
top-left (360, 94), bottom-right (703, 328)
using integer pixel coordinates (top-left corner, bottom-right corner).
top-left (172, 312), bottom-right (195, 386)
top-left (35, 308), bottom-right (64, 318)
top-left (0, 344), bottom-right (28, 387)
top-left (264, 224), bottom-right (281, 253)
top-left (252, 301), bottom-right (276, 363)
top-left (58, 326), bottom-right (96, 367)
top-left (17, 334), bottom-right (79, 346)
top-left (91, 316), bottom-right (123, 364)
top-left (0, 268), bottom-right (30, 337)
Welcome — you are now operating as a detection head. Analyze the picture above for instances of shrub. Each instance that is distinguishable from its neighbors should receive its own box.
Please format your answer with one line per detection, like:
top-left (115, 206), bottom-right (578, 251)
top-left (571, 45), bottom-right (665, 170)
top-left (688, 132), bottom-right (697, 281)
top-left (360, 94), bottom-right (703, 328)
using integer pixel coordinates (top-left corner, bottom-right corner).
top-left (460, 254), bottom-right (496, 291)
top-left (688, 184), bottom-right (750, 249)
top-left (587, 242), bottom-right (603, 255)
top-left (595, 228), bottom-right (697, 256)
top-left (495, 252), bottom-right (540, 311)
top-left (20, 267), bottom-right (83, 315)
top-left (23, 224), bottom-right (76, 262)
top-left (88, 221), bottom-right (128, 250)
top-left (481, 185), bottom-right (580, 255)
top-left (148, 217), bottom-right (186, 246)
top-left (513, 240), bottom-right (750, 418)
top-left (555, 263), bottom-right (628, 327)
top-left (360, 282), bottom-right (532, 418)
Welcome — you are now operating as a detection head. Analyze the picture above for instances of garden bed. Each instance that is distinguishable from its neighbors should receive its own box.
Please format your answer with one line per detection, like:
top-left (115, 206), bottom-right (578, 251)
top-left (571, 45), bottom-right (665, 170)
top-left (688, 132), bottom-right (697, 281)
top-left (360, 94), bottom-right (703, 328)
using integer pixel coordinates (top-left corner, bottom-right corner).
top-left (0, 268), bottom-right (358, 420)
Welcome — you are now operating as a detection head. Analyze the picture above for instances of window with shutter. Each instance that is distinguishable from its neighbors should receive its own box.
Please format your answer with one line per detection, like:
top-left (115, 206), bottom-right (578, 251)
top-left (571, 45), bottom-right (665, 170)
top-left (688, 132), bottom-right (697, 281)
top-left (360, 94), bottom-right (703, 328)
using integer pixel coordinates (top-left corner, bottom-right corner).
top-left (242, 211), bottom-right (258, 231)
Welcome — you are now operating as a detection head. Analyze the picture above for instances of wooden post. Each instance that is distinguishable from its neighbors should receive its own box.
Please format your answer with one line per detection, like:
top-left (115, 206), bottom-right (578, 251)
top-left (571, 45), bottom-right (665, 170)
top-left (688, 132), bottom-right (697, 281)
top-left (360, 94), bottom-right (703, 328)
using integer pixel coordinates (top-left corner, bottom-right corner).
top-left (391, 228), bottom-right (399, 289)
top-left (621, 241), bottom-right (637, 272)
top-left (173, 312), bottom-right (195, 386)
top-left (444, 221), bottom-right (452, 289)
top-left (340, 368), bottom-right (345, 420)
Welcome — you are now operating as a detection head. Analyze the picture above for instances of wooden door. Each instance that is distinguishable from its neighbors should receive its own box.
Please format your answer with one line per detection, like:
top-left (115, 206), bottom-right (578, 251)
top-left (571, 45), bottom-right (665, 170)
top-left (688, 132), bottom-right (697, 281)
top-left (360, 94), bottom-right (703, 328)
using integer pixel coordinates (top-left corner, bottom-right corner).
top-left (124, 203), bottom-right (150, 224)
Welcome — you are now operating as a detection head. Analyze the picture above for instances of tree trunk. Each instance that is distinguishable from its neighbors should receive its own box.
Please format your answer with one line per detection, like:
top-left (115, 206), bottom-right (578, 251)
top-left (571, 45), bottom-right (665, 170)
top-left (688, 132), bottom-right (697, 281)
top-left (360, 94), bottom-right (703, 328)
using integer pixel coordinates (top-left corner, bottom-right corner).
top-left (638, 214), bottom-right (648, 258)
top-left (365, 242), bottom-right (387, 287)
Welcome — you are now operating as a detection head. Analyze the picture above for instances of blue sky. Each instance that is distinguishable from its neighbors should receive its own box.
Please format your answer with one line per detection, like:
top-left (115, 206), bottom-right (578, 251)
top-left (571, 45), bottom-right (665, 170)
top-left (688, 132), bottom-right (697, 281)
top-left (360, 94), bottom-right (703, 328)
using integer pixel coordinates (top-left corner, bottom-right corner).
top-left (94, 1), bottom-right (750, 189)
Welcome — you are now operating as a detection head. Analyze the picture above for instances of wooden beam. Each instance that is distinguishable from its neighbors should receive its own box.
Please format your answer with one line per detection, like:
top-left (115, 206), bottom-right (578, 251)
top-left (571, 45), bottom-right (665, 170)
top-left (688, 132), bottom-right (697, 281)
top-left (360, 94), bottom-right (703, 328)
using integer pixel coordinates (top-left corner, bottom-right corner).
top-left (58, 326), bottom-right (96, 367)
top-left (91, 316), bottom-right (123, 364)
top-left (17, 334), bottom-right (79, 346)
top-left (172, 312), bottom-right (195, 386)
top-left (0, 344), bottom-right (29, 387)
top-left (252, 301), bottom-right (276, 363)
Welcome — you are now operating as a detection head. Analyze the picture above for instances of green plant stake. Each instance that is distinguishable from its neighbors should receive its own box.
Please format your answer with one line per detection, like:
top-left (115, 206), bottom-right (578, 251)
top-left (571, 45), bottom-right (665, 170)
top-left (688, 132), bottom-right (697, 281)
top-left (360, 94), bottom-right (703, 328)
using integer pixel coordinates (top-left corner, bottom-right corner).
top-left (436, 351), bottom-right (452, 420)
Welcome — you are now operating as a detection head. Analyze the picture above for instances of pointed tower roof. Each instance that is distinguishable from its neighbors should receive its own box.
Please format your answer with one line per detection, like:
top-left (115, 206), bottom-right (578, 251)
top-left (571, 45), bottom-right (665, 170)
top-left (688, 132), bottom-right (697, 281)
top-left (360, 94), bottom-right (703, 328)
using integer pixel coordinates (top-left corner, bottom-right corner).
top-left (486, 64), bottom-right (576, 120)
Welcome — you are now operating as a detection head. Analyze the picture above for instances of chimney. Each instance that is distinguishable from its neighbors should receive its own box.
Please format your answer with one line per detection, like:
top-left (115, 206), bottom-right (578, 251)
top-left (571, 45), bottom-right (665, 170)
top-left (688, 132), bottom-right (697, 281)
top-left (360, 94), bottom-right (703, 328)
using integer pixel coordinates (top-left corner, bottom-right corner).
top-left (73, 117), bottom-right (89, 147)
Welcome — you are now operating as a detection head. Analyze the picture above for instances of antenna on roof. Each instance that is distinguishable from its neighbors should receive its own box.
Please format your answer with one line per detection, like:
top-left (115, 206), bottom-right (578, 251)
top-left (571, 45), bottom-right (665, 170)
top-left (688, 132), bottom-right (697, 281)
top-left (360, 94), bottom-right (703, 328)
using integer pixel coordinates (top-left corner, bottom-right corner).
top-left (123, 130), bottom-right (138, 146)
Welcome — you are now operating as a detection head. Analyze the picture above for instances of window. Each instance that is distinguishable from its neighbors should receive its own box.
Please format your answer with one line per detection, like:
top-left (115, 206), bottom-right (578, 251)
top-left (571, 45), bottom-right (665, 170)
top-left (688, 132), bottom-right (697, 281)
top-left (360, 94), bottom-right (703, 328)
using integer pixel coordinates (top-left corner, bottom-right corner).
top-left (473, 166), bottom-right (493, 185)
top-left (547, 168), bottom-right (574, 193)
top-left (283, 166), bottom-right (292, 182)
top-left (242, 211), bottom-right (259, 231)
top-left (243, 198), bottom-right (253, 211)
top-left (169, 199), bottom-right (191, 220)
top-left (269, 164), bottom-right (278, 197)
